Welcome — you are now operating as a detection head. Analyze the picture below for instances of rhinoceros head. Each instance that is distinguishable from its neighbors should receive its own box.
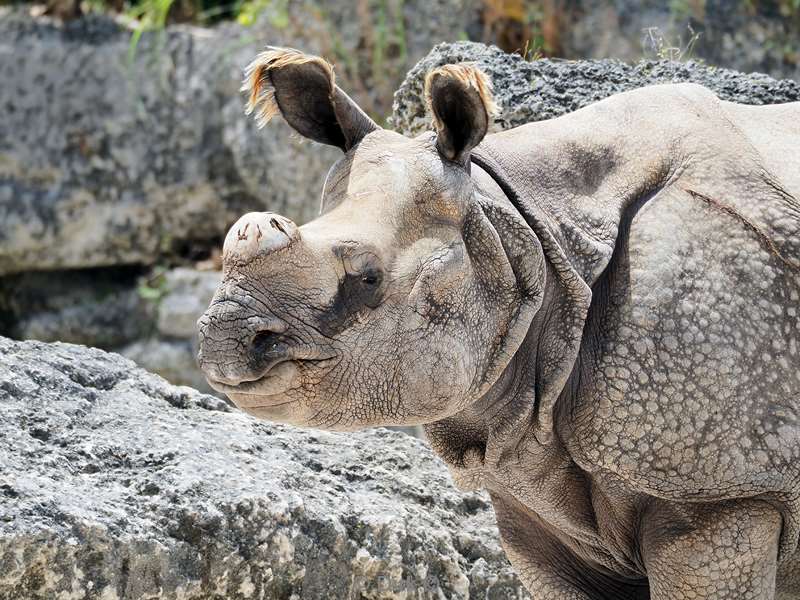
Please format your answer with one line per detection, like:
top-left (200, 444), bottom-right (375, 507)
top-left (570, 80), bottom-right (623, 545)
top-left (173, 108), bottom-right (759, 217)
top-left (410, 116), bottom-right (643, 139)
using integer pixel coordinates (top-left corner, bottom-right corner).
top-left (197, 48), bottom-right (543, 430)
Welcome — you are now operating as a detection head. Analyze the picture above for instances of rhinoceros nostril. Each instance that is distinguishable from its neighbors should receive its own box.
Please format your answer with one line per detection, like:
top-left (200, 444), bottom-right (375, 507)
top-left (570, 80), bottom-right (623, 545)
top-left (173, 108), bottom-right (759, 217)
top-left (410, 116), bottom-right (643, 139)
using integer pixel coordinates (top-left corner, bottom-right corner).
top-left (247, 328), bottom-right (294, 380)
top-left (252, 330), bottom-right (285, 354)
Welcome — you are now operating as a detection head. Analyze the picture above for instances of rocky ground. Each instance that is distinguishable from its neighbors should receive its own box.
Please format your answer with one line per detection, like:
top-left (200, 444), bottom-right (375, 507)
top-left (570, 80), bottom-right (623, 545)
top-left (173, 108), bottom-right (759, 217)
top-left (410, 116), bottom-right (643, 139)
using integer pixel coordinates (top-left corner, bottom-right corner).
top-left (0, 336), bottom-right (526, 599)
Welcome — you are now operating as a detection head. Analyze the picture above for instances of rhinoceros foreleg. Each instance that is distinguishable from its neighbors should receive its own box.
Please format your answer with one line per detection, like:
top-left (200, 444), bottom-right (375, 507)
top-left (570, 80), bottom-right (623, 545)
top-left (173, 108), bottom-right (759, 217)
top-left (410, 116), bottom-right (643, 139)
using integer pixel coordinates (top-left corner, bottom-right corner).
top-left (643, 499), bottom-right (782, 600)
top-left (492, 492), bottom-right (650, 600)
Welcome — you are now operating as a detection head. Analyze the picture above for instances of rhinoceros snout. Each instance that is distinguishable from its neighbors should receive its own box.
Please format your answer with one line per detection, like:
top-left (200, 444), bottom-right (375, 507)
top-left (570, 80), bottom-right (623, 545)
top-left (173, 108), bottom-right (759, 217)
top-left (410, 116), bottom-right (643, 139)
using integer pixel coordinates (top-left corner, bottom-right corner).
top-left (222, 212), bottom-right (300, 265)
top-left (197, 306), bottom-right (291, 387)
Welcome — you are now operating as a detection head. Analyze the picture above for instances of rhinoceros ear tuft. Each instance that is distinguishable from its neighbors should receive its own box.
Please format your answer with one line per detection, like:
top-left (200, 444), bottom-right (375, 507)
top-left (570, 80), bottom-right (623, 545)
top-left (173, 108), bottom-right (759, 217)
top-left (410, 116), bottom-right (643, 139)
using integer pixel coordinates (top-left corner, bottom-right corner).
top-left (242, 47), bottom-right (379, 152)
top-left (425, 63), bottom-right (497, 165)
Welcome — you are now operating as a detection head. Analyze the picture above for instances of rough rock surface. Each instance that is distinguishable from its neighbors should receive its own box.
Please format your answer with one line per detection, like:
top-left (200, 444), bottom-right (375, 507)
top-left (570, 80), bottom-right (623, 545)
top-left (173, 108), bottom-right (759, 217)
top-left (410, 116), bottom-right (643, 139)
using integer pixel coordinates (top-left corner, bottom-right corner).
top-left (390, 42), bottom-right (800, 136)
top-left (0, 337), bottom-right (526, 599)
top-left (0, 3), bottom-right (476, 277)
top-left (0, 12), bottom-right (337, 276)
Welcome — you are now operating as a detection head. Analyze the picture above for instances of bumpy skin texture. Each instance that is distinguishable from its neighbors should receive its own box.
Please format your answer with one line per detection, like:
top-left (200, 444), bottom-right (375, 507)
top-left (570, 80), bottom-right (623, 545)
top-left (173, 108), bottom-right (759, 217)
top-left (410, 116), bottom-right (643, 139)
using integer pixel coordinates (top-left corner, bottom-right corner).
top-left (437, 86), bottom-right (800, 599)
top-left (198, 50), bottom-right (800, 599)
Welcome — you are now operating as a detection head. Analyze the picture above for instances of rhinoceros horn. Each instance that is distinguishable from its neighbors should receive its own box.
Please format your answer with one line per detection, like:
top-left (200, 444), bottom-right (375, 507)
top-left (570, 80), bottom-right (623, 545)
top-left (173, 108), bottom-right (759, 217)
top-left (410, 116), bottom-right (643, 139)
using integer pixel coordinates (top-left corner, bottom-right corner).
top-left (222, 212), bottom-right (300, 266)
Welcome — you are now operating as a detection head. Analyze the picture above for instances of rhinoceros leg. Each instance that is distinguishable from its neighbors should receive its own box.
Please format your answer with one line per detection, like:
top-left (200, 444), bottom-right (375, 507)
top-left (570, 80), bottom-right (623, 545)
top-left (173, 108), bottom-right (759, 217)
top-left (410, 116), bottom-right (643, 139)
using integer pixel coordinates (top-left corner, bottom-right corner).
top-left (492, 492), bottom-right (650, 600)
top-left (643, 499), bottom-right (782, 600)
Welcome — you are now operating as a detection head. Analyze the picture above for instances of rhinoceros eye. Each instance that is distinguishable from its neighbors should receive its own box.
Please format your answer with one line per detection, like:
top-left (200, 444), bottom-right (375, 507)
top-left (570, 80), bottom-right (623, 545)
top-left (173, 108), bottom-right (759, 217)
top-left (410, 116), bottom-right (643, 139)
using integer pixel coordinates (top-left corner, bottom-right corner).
top-left (333, 247), bottom-right (385, 311)
top-left (356, 267), bottom-right (384, 308)
top-left (361, 270), bottom-right (382, 287)
top-left (339, 269), bottom-right (383, 310)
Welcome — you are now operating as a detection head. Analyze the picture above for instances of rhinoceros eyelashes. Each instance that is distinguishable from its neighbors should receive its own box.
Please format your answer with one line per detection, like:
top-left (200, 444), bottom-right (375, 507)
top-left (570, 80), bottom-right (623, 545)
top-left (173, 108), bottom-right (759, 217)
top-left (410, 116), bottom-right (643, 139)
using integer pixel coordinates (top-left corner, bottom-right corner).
top-left (424, 63), bottom-right (498, 166)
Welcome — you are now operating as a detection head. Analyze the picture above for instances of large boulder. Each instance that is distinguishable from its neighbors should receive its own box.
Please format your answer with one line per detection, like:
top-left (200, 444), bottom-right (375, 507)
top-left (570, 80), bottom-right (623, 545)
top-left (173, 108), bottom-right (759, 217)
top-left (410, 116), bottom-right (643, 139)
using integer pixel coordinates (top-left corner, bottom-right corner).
top-left (0, 3), bottom-right (477, 276)
top-left (390, 42), bottom-right (800, 136)
top-left (0, 337), bottom-right (525, 599)
top-left (0, 12), bottom-right (338, 276)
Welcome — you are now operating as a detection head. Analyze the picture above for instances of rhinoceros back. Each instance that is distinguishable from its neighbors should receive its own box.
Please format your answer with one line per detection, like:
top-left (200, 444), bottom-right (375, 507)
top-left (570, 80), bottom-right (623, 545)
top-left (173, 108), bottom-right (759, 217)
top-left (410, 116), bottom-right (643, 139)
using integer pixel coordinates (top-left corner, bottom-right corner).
top-left (722, 101), bottom-right (800, 199)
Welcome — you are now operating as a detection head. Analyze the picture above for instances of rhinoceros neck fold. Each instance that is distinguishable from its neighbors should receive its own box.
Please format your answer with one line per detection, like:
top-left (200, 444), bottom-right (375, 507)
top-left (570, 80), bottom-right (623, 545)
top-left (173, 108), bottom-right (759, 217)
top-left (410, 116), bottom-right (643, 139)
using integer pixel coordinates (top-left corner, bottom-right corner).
top-left (470, 128), bottom-right (674, 431)
top-left (470, 143), bottom-right (596, 440)
top-left (471, 134), bottom-right (671, 288)
top-left (425, 131), bottom-right (673, 482)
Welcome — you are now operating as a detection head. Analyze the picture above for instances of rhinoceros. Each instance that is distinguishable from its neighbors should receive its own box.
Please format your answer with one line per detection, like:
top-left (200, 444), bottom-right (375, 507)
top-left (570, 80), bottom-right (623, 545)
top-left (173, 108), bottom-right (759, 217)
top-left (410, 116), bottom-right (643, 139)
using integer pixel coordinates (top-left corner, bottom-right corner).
top-left (197, 47), bottom-right (800, 599)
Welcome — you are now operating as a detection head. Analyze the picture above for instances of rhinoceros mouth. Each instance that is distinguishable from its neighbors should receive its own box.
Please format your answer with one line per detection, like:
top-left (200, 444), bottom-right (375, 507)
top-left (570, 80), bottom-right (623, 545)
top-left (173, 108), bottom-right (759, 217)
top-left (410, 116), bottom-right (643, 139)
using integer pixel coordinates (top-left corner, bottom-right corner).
top-left (208, 360), bottom-right (300, 398)
top-left (207, 353), bottom-right (338, 400)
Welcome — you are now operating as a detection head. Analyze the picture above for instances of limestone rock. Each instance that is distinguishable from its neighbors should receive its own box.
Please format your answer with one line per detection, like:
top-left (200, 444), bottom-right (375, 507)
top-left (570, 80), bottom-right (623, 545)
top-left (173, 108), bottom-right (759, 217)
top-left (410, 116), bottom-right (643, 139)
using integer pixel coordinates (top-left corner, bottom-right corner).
top-left (0, 3), bottom-right (478, 277)
top-left (154, 267), bottom-right (221, 340)
top-left (390, 42), bottom-right (800, 136)
top-left (0, 337), bottom-right (526, 599)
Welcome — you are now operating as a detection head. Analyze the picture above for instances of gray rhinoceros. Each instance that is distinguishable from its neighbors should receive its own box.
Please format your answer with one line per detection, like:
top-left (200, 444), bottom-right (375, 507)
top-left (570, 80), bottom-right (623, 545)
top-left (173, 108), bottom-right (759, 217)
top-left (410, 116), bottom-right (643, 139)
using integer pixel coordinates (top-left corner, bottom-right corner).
top-left (197, 47), bottom-right (800, 599)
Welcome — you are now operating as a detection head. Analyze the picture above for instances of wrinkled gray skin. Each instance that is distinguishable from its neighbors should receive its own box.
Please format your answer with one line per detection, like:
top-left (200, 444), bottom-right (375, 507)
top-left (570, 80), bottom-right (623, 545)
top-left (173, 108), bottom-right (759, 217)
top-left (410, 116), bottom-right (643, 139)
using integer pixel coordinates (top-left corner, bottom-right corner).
top-left (198, 50), bottom-right (800, 599)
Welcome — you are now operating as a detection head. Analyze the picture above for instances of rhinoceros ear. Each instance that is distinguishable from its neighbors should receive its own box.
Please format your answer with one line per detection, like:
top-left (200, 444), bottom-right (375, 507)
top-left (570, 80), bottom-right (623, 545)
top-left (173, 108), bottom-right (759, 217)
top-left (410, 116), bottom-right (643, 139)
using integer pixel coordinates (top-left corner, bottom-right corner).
top-left (242, 47), bottom-right (379, 152)
top-left (425, 63), bottom-right (497, 166)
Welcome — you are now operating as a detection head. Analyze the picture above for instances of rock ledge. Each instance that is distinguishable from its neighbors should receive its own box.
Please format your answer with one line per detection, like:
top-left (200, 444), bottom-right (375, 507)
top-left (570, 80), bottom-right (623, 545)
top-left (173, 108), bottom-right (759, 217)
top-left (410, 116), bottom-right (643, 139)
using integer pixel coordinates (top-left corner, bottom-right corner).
top-left (0, 337), bottom-right (525, 599)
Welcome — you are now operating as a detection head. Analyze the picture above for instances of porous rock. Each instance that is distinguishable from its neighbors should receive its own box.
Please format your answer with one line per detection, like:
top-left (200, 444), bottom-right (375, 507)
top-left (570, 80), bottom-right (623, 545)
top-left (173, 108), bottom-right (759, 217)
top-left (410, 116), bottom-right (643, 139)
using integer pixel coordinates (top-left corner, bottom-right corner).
top-left (0, 337), bottom-right (526, 599)
top-left (0, 2), bottom-right (478, 277)
top-left (390, 41), bottom-right (800, 136)
top-left (0, 11), bottom-right (342, 276)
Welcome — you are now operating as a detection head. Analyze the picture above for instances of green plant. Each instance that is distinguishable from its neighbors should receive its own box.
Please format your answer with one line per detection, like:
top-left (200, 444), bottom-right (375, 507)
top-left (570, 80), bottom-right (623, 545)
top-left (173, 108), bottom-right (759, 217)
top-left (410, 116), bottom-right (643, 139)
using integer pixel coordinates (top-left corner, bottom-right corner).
top-left (236, 0), bottom-right (288, 27)
top-left (137, 266), bottom-right (168, 302)
top-left (126, 0), bottom-right (174, 62)
top-left (520, 37), bottom-right (543, 61)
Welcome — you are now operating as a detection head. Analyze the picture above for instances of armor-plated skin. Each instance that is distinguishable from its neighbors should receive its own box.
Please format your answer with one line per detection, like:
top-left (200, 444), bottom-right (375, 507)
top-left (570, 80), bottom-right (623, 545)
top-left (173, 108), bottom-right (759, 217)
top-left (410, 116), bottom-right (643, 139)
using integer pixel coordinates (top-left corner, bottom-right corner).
top-left (197, 48), bottom-right (800, 599)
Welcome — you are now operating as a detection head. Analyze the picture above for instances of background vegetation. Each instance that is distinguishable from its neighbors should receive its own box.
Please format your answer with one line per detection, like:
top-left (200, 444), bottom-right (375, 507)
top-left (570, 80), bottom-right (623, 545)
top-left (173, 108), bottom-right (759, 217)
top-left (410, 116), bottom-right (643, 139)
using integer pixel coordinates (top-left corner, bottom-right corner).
top-left (6, 0), bottom-right (799, 53)
top-left (2, 0), bottom-right (798, 121)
